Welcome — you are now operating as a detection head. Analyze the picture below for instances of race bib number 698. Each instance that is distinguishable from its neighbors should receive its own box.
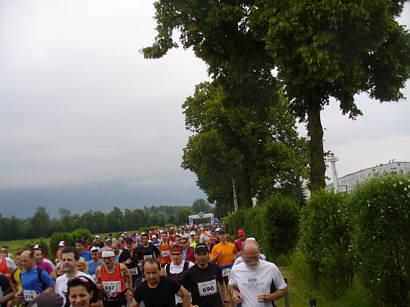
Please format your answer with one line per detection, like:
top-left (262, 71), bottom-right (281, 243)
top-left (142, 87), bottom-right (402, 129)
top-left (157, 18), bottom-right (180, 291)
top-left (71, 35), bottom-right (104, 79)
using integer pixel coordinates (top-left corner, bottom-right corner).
top-left (197, 279), bottom-right (217, 297)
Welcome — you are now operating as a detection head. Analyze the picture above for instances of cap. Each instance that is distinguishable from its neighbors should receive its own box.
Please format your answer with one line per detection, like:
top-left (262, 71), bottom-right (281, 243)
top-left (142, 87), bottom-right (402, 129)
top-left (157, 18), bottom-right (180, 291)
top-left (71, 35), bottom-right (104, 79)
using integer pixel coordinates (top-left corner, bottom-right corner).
top-left (27, 290), bottom-right (64, 307)
top-left (152, 235), bottom-right (156, 238)
top-left (91, 247), bottom-right (99, 253)
top-left (238, 229), bottom-right (245, 236)
top-left (171, 246), bottom-right (183, 253)
top-left (58, 241), bottom-right (65, 247)
top-left (95, 235), bottom-right (102, 239)
top-left (33, 244), bottom-right (40, 249)
top-left (219, 228), bottom-right (228, 233)
top-left (215, 227), bottom-right (221, 232)
top-left (190, 231), bottom-right (196, 235)
top-left (194, 243), bottom-right (209, 254)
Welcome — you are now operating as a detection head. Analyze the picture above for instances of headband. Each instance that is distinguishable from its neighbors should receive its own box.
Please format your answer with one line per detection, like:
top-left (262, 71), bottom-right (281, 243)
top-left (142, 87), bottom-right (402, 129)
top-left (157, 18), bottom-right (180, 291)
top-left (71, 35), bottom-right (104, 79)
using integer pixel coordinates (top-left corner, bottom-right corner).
top-left (101, 250), bottom-right (115, 258)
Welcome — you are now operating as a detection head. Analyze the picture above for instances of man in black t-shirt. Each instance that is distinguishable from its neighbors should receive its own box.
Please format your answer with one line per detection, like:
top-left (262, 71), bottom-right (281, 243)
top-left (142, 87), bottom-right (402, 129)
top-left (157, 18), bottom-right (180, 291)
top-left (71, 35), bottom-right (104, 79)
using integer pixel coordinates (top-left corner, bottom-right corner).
top-left (182, 243), bottom-right (229, 307)
top-left (119, 237), bottom-right (142, 289)
top-left (132, 258), bottom-right (191, 307)
top-left (136, 233), bottom-right (161, 263)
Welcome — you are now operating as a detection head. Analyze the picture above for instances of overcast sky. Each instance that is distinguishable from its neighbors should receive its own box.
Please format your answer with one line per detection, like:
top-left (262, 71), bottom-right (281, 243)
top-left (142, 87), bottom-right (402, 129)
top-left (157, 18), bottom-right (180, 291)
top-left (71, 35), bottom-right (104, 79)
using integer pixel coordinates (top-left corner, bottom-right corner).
top-left (0, 1), bottom-right (409, 217)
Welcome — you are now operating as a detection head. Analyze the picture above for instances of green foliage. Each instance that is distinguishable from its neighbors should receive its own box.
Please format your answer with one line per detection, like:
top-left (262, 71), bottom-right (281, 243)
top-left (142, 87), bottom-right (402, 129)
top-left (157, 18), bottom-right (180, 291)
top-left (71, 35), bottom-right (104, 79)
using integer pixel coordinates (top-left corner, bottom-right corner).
top-left (299, 190), bottom-right (353, 294)
top-left (71, 229), bottom-right (92, 242)
top-left (228, 196), bottom-right (300, 261)
top-left (191, 199), bottom-right (211, 214)
top-left (137, 225), bottom-right (160, 233)
top-left (350, 173), bottom-right (409, 306)
top-left (251, 0), bottom-right (410, 192)
top-left (50, 232), bottom-right (72, 258)
top-left (23, 238), bottom-right (51, 258)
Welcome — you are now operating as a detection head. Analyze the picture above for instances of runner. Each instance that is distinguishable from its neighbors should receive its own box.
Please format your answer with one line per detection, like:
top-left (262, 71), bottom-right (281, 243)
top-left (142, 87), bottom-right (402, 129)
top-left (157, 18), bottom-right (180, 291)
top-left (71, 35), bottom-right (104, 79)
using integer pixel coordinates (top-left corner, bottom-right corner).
top-left (0, 273), bottom-right (14, 307)
top-left (210, 228), bottom-right (237, 284)
top-left (159, 232), bottom-right (171, 268)
top-left (66, 276), bottom-right (102, 307)
top-left (234, 229), bottom-right (247, 256)
top-left (0, 249), bottom-right (16, 286)
top-left (119, 237), bottom-right (142, 290)
top-left (19, 250), bottom-right (54, 304)
top-left (182, 243), bottom-right (229, 307)
top-left (229, 239), bottom-right (287, 307)
top-left (132, 258), bottom-right (191, 307)
top-left (88, 247), bottom-right (103, 280)
top-left (135, 233), bottom-right (160, 263)
top-left (164, 246), bottom-right (194, 307)
top-left (33, 246), bottom-right (55, 280)
top-left (95, 248), bottom-right (133, 307)
top-left (179, 237), bottom-right (195, 263)
top-left (55, 246), bottom-right (98, 307)
top-left (75, 240), bottom-right (92, 262)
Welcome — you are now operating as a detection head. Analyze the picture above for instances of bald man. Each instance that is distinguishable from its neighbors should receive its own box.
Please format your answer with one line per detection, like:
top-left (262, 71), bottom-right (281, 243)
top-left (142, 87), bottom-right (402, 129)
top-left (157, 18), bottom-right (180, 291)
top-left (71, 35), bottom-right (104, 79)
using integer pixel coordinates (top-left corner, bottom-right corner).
top-left (228, 239), bottom-right (287, 307)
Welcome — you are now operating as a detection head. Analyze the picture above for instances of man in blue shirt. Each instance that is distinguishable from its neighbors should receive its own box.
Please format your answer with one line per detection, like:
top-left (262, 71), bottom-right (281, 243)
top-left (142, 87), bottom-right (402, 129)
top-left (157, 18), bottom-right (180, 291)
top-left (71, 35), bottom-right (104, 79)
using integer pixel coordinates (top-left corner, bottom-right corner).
top-left (75, 239), bottom-right (92, 262)
top-left (19, 250), bottom-right (54, 304)
top-left (87, 247), bottom-right (103, 279)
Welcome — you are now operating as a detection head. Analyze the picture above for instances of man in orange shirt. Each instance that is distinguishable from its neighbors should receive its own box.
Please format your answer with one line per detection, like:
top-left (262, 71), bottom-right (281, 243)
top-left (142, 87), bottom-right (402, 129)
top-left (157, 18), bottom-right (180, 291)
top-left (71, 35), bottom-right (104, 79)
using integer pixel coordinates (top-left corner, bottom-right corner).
top-left (159, 232), bottom-right (171, 267)
top-left (209, 228), bottom-right (237, 284)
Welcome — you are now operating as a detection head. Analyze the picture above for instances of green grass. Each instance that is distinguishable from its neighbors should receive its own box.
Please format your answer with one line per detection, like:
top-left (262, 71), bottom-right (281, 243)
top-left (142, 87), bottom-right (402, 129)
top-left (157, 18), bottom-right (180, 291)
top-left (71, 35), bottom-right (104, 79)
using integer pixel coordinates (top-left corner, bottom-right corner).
top-left (0, 239), bottom-right (35, 256)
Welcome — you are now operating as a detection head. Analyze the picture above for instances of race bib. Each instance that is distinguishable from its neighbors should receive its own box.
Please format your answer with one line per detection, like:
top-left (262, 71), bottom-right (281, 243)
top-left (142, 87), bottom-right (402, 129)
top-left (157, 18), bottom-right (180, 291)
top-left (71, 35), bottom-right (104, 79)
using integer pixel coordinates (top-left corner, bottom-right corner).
top-left (197, 279), bottom-right (217, 297)
top-left (222, 267), bottom-right (231, 277)
top-left (23, 290), bottom-right (37, 302)
top-left (129, 267), bottom-right (139, 276)
top-left (161, 250), bottom-right (170, 257)
top-left (143, 254), bottom-right (153, 260)
top-left (102, 280), bottom-right (121, 294)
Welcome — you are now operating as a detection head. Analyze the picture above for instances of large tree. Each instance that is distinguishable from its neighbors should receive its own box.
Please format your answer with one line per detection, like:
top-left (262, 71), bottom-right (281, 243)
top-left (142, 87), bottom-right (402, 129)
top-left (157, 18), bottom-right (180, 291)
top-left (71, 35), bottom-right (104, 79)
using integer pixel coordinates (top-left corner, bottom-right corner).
top-left (182, 81), bottom-right (307, 211)
top-left (144, 1), bottom-right (307, 206)
top-left (251, 0), bottom-right (410, 191)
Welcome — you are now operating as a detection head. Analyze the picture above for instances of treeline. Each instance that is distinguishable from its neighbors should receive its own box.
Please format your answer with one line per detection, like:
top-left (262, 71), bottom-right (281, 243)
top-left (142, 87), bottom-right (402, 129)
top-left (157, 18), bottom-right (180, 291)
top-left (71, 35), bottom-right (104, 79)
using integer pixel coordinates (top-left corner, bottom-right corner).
top-left (0, 199), bottom-right (212, 241)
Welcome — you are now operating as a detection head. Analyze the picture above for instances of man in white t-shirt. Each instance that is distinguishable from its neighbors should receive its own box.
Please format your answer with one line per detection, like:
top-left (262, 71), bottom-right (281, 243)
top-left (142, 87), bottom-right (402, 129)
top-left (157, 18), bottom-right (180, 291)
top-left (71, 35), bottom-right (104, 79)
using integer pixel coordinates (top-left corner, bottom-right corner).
top-left (228, 239), bottom-right (287, 307)
top-left (55, 246), bottom-right (101, 307)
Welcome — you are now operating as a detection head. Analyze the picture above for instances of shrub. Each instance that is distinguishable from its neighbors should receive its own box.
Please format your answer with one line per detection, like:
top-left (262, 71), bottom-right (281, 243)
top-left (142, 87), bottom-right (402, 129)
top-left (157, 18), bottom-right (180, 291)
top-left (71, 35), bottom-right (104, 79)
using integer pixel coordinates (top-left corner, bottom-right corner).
top-left (23, 238), bottom-right (51, 257)
top-left (228, 195), bottom-right (300, 261)
top-left (299, 189), bottom-right (353, 294)
top-left (351, 174), bottom-right (409, 306)
top-left (49, 232), bottom-right (72, 257)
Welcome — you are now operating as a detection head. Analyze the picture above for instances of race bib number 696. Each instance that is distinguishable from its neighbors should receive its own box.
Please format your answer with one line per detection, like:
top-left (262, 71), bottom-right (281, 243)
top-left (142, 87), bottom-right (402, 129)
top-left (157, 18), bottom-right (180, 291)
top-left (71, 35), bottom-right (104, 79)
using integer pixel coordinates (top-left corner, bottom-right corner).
top-left (197, 279), bottom-right (217, 297)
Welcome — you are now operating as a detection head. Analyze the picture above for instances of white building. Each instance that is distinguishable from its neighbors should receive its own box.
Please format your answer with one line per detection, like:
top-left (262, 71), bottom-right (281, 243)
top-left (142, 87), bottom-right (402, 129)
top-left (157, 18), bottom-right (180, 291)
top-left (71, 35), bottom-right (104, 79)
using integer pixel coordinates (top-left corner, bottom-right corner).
top-left (327, 161), bottom-right (410, 193)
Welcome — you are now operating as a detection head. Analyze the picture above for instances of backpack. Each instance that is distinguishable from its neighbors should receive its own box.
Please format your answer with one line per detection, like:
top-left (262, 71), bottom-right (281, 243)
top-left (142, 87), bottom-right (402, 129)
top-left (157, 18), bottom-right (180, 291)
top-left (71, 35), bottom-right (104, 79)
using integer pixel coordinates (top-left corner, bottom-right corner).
top-left (165, 262), bottom-right (190, 284)
top-left (20, 267), bottom-right (48, 291)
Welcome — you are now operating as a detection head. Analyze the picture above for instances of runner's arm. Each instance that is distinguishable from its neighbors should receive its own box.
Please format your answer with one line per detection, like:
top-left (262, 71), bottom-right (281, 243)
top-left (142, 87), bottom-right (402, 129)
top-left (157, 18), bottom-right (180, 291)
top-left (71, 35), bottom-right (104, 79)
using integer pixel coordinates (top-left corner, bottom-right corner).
top-left (176, 285), bottom-right (191, 307)
top-left (120, 263), bottom-right (133, 290)
top-left (218, 280), bottom-right (229, 305)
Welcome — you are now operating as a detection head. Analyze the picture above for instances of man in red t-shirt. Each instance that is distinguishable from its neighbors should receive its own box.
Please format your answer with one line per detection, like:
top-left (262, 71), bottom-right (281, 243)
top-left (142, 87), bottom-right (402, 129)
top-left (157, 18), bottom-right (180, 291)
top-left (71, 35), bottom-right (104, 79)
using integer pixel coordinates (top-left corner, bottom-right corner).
top-left (234, 229), bottom-right (247, 256)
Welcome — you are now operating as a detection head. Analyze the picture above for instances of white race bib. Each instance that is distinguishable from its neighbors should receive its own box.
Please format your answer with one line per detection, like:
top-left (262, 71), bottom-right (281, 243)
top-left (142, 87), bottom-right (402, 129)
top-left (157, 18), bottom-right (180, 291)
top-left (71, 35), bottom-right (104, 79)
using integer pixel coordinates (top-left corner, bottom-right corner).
top-left (222, 267), bottom-right (231, 277)
top-left (161, 250), bottom-right (170, 257)
top-left (23, 290), bottom-right (37, 302)
top-left (129, 267), bottom-right (139, 276)
top-left (102, 280), bottom-right (121, 294)
top-left (197, 279), bottom-right (217, 297)
top-left (143, 254), bottom-right (153, 260)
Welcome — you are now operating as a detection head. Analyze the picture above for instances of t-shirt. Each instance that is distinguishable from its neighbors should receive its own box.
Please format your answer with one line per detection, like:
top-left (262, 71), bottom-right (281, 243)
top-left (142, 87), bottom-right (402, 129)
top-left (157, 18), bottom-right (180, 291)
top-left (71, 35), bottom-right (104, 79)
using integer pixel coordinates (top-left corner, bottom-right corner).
top-left (38, 261), bottom-right (53, 274)
top-left (182, 263), bottom-right (223, 307)
top-left (228, 260), bottom-right (287, 307)
top-left (20, 267), bottom-right (55, 302)
top-left (210, 242), bottom-right (237, 266)
top-left (165, 261), bottom-right (194, 304)
top-left (55, 271), bottom-right (94, 306)
top-left (11, 267), bottom-right (23, 292)
top-left (136, 244), bottom-right (160, 262)
top-left (134, 276), bottom-right (181, 307)
top-left (88, 260), bottom-right (103, 278)
top-left (0, 274), bottom-right (12, 307)
top-left (118, 248), bottom-right (141, 277)
top-left (80, 250), bottom-right (92, 262)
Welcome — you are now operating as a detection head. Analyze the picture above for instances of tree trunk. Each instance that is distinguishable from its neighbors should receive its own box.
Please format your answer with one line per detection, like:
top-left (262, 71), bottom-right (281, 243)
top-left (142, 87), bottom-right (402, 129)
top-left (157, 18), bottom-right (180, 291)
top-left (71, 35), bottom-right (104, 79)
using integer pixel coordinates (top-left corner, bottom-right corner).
top-left (239, 165), bottom-right (253, 208)
top-left (307, 102), bottom-right (326, 192)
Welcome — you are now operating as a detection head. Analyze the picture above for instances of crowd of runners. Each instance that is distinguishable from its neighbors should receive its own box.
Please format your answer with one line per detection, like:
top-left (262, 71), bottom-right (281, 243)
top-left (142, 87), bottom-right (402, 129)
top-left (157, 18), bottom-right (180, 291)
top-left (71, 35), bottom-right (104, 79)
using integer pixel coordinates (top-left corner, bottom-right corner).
top-left (0, 224), bottom-right (288, 307)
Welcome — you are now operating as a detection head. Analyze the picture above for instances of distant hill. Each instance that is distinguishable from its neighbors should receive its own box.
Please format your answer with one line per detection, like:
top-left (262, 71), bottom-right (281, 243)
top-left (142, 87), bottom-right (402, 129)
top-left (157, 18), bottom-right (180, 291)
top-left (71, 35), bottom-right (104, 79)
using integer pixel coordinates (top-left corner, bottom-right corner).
top-left (0, 180), bottom-right (205, 218)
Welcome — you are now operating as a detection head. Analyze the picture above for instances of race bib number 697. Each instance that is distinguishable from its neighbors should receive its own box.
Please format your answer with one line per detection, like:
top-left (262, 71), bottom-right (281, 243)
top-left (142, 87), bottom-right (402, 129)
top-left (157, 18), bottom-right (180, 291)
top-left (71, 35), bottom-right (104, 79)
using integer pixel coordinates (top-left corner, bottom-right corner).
top-left (197, 279), bottom-right (217, 297)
